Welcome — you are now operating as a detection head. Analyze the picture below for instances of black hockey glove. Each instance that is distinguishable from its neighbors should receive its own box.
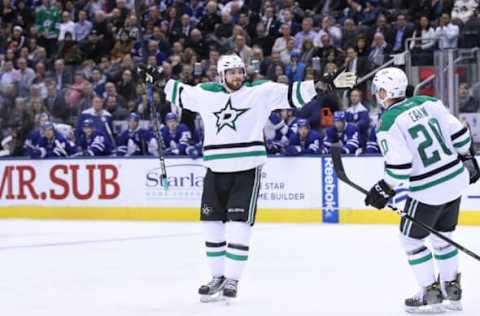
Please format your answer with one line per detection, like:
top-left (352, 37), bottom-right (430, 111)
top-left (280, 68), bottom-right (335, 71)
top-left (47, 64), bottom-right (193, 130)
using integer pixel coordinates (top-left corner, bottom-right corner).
top-left (137, 64), bottom-right (163, 84)
top-left (365, 179), bottom-right (396, 210)
top-left (315, 67), bottom-right (357, 91)
top-left (460, 148), bottom-right (480, 184)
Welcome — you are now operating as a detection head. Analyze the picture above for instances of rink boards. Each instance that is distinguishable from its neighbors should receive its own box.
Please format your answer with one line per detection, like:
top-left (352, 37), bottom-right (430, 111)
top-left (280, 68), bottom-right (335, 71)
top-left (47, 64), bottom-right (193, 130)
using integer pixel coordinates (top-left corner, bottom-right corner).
top-left (0, 157), bottom-right (479, 225)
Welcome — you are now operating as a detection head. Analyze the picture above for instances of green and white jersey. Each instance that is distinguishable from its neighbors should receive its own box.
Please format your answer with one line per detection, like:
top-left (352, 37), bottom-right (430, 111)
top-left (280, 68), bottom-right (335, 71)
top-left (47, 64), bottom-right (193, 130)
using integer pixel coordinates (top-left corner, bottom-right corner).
top-left (164, 79), bottom-right (317, 172)
top-left (377, 95), bottom-right (471, 205)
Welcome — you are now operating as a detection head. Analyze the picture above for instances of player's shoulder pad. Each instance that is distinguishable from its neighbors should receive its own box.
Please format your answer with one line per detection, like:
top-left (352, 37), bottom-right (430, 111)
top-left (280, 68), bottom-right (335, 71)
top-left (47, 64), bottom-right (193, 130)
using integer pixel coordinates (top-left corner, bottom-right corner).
top-left (198, 82), bottom-right (226, 92)
top-left (378, 95), bottom-right (438, 133)
top-left (243, 80), bottom-right (270, 87)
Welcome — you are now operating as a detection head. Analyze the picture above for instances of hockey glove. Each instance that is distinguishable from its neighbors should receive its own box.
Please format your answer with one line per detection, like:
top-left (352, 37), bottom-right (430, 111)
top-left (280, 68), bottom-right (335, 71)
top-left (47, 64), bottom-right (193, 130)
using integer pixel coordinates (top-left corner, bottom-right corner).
top-left (138, 64), bottom-right (163, 84)
top-left (365, 179), bottom-right (396, 209)
top-left (316, 68), bottom-right (357, 91)
top-left (460, 153), bottom-right (480, 184)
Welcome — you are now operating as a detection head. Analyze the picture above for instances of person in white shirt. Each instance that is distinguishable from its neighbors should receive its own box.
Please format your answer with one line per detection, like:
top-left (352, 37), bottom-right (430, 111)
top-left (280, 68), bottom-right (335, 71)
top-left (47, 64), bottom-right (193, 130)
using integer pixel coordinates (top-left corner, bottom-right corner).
top-left (314, 16), bottom-right (342, 48)
top-left (435, 13), bottom-right (459, 49)
top-left (410, 16), bottom-right (436, 51)
top-left (59, 10), bottom-right (76, 41)
top-left (272, 24), bottom-right (294, 54)
top-left (0, 61), bottom-right (20, 93)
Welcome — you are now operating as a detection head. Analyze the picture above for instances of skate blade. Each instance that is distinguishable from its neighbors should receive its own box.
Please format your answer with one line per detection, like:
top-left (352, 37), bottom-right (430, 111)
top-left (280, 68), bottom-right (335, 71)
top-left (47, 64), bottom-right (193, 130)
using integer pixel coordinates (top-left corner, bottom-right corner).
top-left (405, 303), bottom-right (446, 314)
top-left (200, 292), bottom-right (225, 303)
top-left (223, 295), bottom-right (235, 306)
top-left (443, 300), bottom-right (462, 311)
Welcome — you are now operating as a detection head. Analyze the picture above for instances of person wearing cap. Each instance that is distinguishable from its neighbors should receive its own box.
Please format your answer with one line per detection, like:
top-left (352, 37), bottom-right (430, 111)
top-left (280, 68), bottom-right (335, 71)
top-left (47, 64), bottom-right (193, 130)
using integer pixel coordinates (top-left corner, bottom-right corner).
top-left (285, 118), bottom-right (324, 156)
top-left (323, 111), bottom-right (360, 154)
top-left (160, 112), bottom-right (193, 156)
top-left (285, 49), bottom-right (305, 83)
top-left (116, 113), bottom-right (157, 156)
top-left (74, 118), bottom-right (113, 156)
top-left (28, 122), bottom-right (74, 158)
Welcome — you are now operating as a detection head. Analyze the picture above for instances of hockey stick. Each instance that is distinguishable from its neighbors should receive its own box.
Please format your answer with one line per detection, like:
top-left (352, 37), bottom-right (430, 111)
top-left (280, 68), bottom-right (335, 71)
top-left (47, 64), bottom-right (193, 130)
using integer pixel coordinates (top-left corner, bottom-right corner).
top-left (135, 0), bottom-right (169, 191)
top-left (330, 143), bottom-right (480, 261)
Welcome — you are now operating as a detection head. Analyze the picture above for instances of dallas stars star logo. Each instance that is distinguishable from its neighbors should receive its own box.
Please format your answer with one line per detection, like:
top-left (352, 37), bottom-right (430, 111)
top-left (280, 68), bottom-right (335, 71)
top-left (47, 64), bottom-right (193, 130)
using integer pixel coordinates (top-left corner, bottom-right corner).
top-left (213, 98), bottom-right (249, 133)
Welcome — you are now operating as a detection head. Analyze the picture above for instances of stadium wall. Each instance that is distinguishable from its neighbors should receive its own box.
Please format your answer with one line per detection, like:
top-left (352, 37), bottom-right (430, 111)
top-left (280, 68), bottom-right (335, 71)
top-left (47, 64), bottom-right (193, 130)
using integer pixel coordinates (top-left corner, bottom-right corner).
top-left (0, 157), bottom-right (479, 225)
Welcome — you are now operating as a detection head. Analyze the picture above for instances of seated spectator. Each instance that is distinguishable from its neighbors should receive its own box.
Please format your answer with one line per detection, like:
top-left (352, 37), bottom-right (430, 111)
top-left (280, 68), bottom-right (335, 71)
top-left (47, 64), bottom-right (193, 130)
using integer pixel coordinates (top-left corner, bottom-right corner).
top-left (294, 17), bottom-right (317, 50)
top-left (161, 112), bottom-right (192, 156)
top-left (105, 95), bottom-right (129, 120)
top-left (234, 34), bottom-right (252, 65)
top-left (367, 14), bottom-right (393, 45)
top-left (323, 111), bottom-right (360, 154)
top-left (47, 59), bottom-right (73, 92)
top-left (355, 34), bottom-right (370, 58)
top-left (17, 57), bottom-right (36, 97)
top-left (359, 1), bottom-right (381, 26)
top-left (28, 122), bottom-right (75, 159)
top-left (0, 61), bottom-right (20, 93)
top-left (75, 10), bottom-right (93, 42)
top-left (365, 126), bottom-right (380, 154)
top-left (272, 24), bottom-right (294, 55)
top-left (342, 19), bottom-right (358, 50)
top-left (66, 72), bottom-right (89, 109)
top-left (345, 89), bottom-right (370, 148)
top-left (368, 32), bottom-right (392, 69)
top-left (460, 81), bottom-right (480, 113)
top-left (344, 47), bottom-right (369, 78)
top-left (285, 119), bottom-right (323, 156)
top-left (117, 113), bottom-right (157, 156)
top-left (76, 95), bottom-right (114, 142)
top-left (74, 118), bottom-right (113, 156)
top-left (434, 13), bottom-right (460, 49)
top-left (285, 50), bottom-right (305, 83)
top-left (314, 16), bottom-right (342, 48)
top-left (59, 11), bottom-right (76, 41)
top-left (391, 14), bottom-right (413, 53)
top-left (58, 32), bottom-right (83, 67)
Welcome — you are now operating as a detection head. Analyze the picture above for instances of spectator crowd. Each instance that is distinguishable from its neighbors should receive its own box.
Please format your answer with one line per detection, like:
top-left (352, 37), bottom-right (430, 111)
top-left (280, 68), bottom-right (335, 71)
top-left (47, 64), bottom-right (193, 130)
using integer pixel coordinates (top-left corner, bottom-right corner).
top-left (0, 0), bottom-right (479, 158)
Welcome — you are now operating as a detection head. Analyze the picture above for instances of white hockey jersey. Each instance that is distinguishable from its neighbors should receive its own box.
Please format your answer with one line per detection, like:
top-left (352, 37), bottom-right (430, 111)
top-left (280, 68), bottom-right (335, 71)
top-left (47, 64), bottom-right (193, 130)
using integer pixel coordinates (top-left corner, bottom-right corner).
top-left (377, 95), bottom-right (470, 205)
top-left (164, 79), bottom-right (317, 172)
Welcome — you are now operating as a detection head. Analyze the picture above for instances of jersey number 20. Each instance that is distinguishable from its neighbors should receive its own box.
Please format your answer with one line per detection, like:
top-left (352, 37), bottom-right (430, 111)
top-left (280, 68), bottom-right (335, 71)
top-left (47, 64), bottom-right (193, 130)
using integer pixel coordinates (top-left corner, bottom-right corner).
top-left (408, 118), bottom-right (453, 168)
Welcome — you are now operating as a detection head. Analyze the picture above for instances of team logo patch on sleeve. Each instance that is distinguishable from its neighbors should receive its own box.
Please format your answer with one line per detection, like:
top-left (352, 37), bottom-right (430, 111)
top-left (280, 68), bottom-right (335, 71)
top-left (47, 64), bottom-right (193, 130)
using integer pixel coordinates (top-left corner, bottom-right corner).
top-left (214, 97), bottom-right (249, 133)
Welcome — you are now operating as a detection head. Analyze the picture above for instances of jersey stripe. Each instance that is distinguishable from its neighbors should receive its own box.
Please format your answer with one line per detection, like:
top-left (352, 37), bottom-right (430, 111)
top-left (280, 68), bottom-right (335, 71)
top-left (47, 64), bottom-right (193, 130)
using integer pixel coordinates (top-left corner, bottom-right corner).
top-left (451, 127), bottom-right (468, 141)
top-left (410, 158), bottom-right (460, 181)
top-left (171, 80), bottom-right (179, 105)
top-left (227, 243), bottom-right (249, 251)
top-left (385, 163), bottom-right (412, 169)
top-left (453, 136), bottom-right (471, 148)
top-left (204, 141), bottom-right (265, 151)
top-left (178, 87), bottom-right (184, 108)
top-left (408, 252), bottom-right (433, 265)
top-left (203, 150), bottom-right (267, 161)
top-left (295, 81), bottom-right (305, 106)
top-left (206, 241), bottom-right (226, 247)
top-left (386, 169), bottom-right (410, 180)
top-left (410, 165), bottom-right (464, 192)
top-left (287, 83), bottom-right (294, 108)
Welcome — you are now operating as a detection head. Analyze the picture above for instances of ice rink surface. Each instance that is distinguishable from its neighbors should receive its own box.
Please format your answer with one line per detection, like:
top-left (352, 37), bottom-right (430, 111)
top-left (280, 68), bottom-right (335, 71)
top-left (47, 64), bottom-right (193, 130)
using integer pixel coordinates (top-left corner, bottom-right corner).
top-left (1, 220), bottom-right (479, 316)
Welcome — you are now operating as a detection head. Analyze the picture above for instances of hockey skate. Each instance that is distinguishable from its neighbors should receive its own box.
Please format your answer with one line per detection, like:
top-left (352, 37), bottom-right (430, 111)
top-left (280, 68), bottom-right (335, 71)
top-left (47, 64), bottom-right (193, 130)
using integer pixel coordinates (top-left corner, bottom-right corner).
top-left (441, 274), bottom-right (462, 311)
top-left (405, 281), bottom-right (445, 314)
top-left (222, 278), bottom-right (239, 304)
top-left (198, 276), bottom-right (226, 303)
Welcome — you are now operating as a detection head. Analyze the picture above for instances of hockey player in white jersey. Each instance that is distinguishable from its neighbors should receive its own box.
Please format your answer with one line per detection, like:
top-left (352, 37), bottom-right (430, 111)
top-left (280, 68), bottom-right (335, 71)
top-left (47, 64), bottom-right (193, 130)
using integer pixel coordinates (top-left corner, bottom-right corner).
top-left (364, 67), bottom-right (480, 313)
top-left (163, 55), bottom-right (356, 302)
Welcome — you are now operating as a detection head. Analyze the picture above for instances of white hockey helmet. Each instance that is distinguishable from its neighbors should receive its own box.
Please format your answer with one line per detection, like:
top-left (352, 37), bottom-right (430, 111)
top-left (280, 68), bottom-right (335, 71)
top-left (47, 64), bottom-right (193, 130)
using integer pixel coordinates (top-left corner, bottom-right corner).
top-left (371, 67), bottom-right (408, 107)
top-left (217, 54), bottom-right (246, 86)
